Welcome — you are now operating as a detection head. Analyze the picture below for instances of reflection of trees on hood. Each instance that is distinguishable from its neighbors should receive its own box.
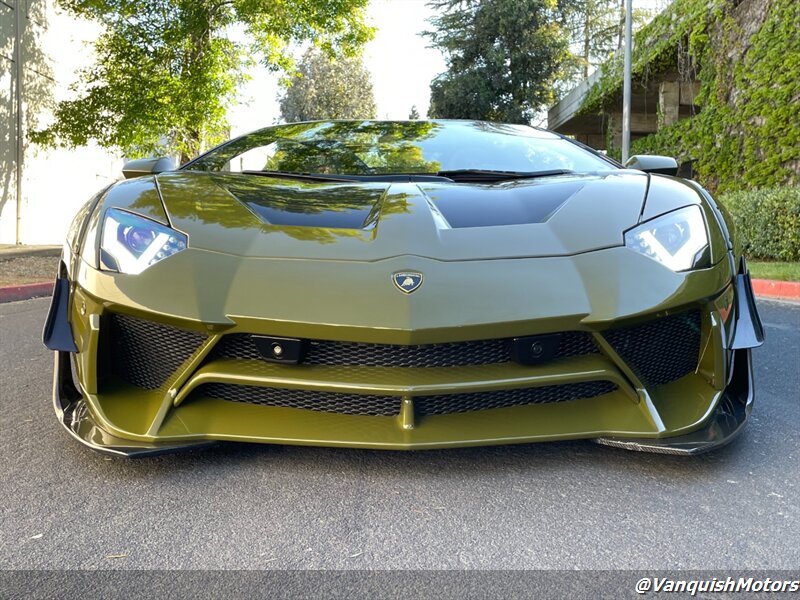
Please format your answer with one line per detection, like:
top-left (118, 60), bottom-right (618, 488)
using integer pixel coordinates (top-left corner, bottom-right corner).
top-left (150, 173), bottom-right (266, 230)
top-left (148, 172), bottom-right (413, 246)
top-left (270, 190), bottom-right (413, 245)
top-left (222, 177), bottom-right (388, 216)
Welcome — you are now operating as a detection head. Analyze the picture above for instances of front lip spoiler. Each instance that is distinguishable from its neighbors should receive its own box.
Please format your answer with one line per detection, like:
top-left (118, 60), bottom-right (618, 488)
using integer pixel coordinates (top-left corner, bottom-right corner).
top-left (593, 347), bottom-right (754, 455)
top-left (52, 350), bottom-right (217, 457)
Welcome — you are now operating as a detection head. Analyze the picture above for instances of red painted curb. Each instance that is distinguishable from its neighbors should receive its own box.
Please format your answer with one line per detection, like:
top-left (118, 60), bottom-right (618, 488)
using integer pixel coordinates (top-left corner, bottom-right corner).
top-left (751, 278), bottom-right (800, 301)
top-left (0, 281), bottom-right (53, 303)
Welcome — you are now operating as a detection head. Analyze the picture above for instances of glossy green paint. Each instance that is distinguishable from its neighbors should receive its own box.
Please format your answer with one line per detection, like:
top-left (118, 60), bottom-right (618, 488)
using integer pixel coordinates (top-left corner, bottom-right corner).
top-left (69, 279), bottom-right (728, 448)
top-left (60, 123), bottom-right (741, 449)
top-left (154, 170), bottom-right (650, 260)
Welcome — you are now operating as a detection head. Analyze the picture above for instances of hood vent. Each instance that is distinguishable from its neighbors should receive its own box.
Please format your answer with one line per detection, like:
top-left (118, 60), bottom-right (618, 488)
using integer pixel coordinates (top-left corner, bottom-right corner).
top-left (219, 178), bottom-right (389, 229)
top-left (421, 178), bottom-right (585, 228)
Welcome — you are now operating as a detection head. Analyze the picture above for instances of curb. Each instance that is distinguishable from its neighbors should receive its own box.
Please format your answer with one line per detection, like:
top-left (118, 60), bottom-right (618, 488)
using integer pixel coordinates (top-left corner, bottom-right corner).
top-left (0, 281), bottom-right (54, 303)
top-left (751, 278), bottom-right (800, 302)
top-left (1, 279), bottom-right (798, 305)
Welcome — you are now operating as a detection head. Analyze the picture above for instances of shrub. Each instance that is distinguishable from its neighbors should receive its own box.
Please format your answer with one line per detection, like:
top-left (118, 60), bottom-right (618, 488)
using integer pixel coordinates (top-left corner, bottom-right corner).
top-left (718, 186), bottom-right (800, 261)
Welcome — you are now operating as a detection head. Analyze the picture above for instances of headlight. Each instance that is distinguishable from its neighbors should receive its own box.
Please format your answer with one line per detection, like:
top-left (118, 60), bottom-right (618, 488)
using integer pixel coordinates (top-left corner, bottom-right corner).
top-left (624, 205), bottom-right (709, 271)
top-left (100, 208), bottom-right (187, 274)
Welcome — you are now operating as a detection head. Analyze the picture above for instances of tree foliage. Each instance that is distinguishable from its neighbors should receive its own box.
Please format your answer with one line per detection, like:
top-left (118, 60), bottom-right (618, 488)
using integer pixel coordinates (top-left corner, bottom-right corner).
top-left (558, 0), bottom-right (654, 84)
top-left (31, 0), bottom-right (374, 162)
top-left (583, 0), bottom-right (800, 192)
top-left (278, 48), bottom-right (376, 123)
top-left (425, 0), bottom-right (573, 123)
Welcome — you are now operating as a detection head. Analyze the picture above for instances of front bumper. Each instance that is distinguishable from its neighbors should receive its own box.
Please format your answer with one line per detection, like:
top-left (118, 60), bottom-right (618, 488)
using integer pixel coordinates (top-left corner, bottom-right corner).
top-left (46, 256), bottom-right (764, 457)
top-left (52, 349), bottom-right (216, 457)
top-left (51, 346), bottom-right (755, 457)
top-left (593, 347), bottom-right (754, 455)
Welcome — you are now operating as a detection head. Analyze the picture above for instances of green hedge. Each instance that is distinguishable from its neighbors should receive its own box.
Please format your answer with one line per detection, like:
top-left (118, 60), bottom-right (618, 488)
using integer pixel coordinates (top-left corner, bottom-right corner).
top-left (718, 187), bottom-right (800, 261)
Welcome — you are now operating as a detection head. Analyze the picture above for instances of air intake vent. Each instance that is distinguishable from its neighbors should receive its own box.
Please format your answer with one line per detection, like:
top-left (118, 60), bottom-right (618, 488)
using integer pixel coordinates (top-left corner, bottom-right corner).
top-left (197, 384), bottom-right (401, 416)
top-left (603, 310), bottom-right (702, 387)
top-left (415, 381), bottom-right (618, 416)
top-left (195, 380), bottom-right (616, 416)
top-left (108, 313), bottom-right (205, 389)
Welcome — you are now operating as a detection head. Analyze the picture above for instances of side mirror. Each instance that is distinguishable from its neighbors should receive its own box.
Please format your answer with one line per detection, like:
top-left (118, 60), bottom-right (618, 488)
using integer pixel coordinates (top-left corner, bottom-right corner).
top-left (122, 157), bottom-right (176, 179)
top-left (624, 155), bottom-right (678, 176)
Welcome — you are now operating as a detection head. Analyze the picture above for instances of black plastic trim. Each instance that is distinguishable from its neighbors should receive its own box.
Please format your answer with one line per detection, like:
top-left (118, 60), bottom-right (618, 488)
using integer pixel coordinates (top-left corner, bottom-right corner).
top-left (42, 278), bottom-right (77, 352)
top-left (252, 335), bottom-right (307, 364)
top-left (730, 257), bottom-right (765, 350)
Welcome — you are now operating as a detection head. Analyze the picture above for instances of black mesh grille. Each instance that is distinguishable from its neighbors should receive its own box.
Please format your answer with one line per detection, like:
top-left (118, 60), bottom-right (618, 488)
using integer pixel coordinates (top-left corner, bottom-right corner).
top-left (415, 381), bottom-right (618, 415)
top-left (109, 313), bottom-right (206, 389)
top-left (210, 331), bottom-right (597, 368)
top-left (305, 338), bottom-right (509, 367)
top-left (603, 310), bottom-right (702, 387)
top-left (197, 384), bottom-right (401, 416)
top-left (195, 380), bottom-right (616, 416)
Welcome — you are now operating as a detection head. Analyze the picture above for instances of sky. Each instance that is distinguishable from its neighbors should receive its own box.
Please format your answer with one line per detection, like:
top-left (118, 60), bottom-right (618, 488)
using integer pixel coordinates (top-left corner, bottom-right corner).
top-left (229, 0), bottom-right (447, 136)
top-left (228, 0), bottom-right (674, 136)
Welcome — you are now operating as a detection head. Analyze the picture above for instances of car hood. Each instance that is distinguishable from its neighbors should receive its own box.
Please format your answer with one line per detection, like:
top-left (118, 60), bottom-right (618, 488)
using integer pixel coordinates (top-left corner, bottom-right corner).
top-left (155, 170), bottom-right (648, 261)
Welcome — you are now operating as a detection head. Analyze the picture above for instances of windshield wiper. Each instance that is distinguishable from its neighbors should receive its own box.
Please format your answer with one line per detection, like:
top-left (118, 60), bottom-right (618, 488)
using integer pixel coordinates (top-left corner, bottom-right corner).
top-left (239, 168), bottom-right (574, 184)
top-left (241, 170), bottom-right (357, 183)
top-left (435, 169), bottom-right (574, 182)
top-left (241, 170), bottom-right (454, 183)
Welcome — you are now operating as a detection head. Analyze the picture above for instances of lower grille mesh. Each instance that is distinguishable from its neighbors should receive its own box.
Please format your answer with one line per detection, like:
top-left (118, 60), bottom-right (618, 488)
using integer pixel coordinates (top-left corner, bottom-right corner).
top-left (197, 384), bottom-right (401, 416)
top-left (415, 381), bottom-right (618, 416)
top-left (210, 331), bottom-right (598, 368)
top-left (109, 313), bottom-right (206, 390)
top-left (107, 308), bottom-right (701, 409)
top-left (603, 310), bottom-right (702, 387)
top-left (194, 380), bottom-right (617, 416)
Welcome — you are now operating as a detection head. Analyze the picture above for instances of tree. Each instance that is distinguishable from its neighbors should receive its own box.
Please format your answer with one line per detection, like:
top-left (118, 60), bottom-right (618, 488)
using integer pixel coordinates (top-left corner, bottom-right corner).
top-left (558, 0), bottom-right (654, 84)
top-left (30, 0), bottom-right (374, 163)
top-left (573, 0), bottom-right (620, 78)
top-left (425, 0), bottom-right (573, 123)
top-left (408, 105), bottom-right (420, 119)
top-left (278, 48), bottom-right (376, 123)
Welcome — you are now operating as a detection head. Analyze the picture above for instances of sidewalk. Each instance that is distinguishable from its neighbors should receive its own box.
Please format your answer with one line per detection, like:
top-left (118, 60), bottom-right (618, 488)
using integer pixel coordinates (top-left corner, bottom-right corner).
top-left (0, 246), bottom-right (60, 301)
top-left (0, 244), bottom-right (61, 258)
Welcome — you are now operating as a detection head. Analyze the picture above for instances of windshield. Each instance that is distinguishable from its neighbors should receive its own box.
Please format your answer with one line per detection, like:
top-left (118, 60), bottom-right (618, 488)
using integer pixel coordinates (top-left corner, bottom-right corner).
top-left (184, 120), bottom-right (616, 176)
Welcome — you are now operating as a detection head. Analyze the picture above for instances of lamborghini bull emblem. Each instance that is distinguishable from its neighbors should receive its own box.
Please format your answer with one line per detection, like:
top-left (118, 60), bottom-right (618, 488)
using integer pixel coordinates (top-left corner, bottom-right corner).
top-left (392, 272), bottom-right (423, 294)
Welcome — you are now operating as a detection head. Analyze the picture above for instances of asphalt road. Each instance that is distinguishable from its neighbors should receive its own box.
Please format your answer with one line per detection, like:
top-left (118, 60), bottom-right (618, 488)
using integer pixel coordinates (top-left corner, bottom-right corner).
top-left (0, 297), bottom-right (798, 571)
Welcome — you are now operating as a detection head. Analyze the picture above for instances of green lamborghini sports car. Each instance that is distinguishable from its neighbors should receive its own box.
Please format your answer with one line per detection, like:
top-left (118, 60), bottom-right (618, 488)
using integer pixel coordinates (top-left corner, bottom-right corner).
top-left (43, 120), bottom-right (764, 456)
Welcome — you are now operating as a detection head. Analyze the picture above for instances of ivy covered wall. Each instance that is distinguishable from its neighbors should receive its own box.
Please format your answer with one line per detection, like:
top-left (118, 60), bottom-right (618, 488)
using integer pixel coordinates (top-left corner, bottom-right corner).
top-left (578, 0), bottom-right (799, 193)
